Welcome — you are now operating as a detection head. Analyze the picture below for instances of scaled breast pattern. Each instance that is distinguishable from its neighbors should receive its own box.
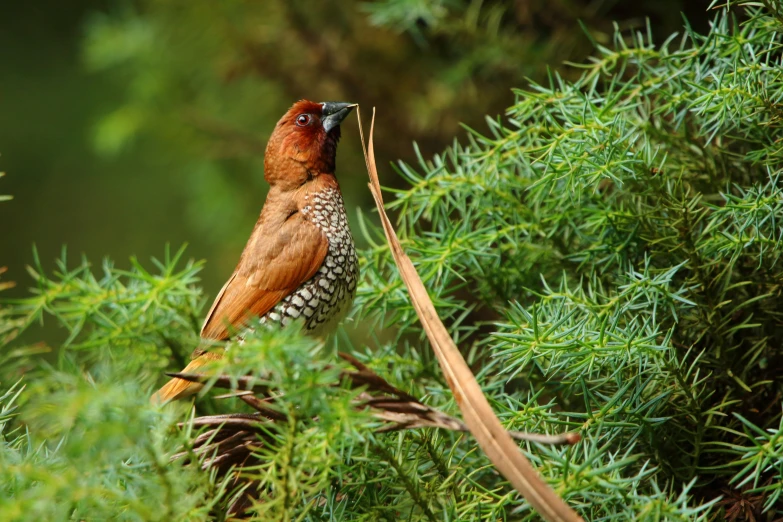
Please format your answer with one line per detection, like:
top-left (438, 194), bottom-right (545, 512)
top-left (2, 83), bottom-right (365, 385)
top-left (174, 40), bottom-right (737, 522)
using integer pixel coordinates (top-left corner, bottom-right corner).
top-left (260, 187), bottom-right (358, 334)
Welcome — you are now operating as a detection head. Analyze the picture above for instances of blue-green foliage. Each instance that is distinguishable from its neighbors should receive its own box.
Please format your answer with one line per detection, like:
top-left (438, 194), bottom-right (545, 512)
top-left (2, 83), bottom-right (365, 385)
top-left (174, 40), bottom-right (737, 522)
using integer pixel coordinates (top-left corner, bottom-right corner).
top-left (2, 1), bottom-right (783, 520)
top-left (355, 0), bottom-right (783, 518)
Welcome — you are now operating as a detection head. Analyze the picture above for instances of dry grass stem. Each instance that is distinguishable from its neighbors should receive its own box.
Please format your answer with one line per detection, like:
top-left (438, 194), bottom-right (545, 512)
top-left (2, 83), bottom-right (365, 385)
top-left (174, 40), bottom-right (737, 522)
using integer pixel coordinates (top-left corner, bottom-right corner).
top-left (355, 107), bottom-right (582, 522)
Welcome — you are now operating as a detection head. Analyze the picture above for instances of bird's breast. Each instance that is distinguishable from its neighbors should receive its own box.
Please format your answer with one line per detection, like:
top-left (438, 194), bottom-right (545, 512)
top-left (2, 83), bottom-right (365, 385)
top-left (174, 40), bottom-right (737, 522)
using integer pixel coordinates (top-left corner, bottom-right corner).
top-left (261, 187), bottom-right (358, 335)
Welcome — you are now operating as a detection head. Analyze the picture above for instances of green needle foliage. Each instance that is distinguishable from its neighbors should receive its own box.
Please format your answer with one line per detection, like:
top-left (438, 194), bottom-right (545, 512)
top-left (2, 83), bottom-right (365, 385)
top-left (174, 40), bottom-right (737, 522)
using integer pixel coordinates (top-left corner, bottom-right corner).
top-left (357, 0), bottom-right (783, 517)
top-left (2, 0), bottom-right (783, 520)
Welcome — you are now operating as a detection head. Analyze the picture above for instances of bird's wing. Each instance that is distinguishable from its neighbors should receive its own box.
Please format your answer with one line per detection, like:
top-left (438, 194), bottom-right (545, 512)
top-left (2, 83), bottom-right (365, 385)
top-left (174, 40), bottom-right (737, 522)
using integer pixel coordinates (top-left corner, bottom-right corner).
top-left (200, 213), bottom-right (329, 340)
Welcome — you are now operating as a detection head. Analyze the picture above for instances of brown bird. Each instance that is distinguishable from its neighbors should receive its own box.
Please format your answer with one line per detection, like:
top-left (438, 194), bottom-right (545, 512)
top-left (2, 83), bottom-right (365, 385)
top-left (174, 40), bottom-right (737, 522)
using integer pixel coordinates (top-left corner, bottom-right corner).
top-left (153, 100), bottom-right (359, 403)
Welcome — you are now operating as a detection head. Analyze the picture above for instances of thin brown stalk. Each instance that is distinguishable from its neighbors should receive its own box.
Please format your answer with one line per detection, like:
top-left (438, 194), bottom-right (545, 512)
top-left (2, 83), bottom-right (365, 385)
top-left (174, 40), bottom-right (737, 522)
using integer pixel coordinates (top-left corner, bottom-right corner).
top-left (355, 107), bottom-right (583, 522)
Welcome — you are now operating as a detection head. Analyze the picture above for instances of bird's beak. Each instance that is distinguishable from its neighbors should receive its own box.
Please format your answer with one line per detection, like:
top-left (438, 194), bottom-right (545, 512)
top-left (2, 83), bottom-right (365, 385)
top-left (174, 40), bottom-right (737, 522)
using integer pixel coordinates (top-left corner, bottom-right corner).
top-left (321, 102), bottom-right (357, 133)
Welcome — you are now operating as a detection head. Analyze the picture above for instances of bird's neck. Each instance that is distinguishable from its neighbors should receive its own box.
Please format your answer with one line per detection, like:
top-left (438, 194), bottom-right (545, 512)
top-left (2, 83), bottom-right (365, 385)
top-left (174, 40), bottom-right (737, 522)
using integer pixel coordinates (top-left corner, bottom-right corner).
top-left (264, 157), bottom-right (339, 190)
top-left (265, 174), bottom-right (339, 207)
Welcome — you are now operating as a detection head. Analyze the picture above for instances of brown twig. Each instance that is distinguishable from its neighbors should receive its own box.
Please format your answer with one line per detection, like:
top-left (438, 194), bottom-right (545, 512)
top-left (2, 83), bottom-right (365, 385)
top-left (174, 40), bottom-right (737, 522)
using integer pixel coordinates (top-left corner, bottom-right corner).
top-left (175, 354), bottom-right (579, 446)
top-left (174, 348), bottom-right (580, 517)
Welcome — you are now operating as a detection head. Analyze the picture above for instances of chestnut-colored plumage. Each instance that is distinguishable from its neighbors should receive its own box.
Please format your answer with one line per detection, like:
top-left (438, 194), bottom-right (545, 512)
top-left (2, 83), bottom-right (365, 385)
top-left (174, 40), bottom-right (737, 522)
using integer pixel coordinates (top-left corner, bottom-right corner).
top-left (152, 100), bottom-right (358, 403)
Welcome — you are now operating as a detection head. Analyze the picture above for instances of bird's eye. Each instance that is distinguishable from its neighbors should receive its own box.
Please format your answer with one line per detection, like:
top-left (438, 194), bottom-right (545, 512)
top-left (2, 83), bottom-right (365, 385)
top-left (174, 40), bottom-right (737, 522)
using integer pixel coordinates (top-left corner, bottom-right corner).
top-left (296, 114), bottom-right (312, 127)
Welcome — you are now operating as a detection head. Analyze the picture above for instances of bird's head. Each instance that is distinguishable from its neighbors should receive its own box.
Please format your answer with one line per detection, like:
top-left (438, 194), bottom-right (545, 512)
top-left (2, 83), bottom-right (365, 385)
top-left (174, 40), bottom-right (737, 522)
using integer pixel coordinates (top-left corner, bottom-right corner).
top-left (264, 100), bottom-right (356, 188)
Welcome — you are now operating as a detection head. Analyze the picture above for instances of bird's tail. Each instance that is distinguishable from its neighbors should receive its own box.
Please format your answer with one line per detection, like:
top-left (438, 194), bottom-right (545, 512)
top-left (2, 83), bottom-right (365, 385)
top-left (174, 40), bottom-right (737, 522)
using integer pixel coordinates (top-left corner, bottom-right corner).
top-left (151, 351), bottom-right (222, 404)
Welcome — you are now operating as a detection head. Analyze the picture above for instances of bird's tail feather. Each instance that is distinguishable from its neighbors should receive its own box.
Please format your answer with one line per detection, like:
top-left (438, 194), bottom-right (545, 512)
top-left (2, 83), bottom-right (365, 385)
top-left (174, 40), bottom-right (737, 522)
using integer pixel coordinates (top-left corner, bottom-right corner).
top-left (151, 352), bottom-right (222, 404)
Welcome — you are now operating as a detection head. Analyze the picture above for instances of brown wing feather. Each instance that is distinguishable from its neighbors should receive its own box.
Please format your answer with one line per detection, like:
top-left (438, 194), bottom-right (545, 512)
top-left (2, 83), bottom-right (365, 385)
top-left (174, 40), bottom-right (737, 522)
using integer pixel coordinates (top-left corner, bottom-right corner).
top-left (200, 212), bottom-right (328, 340)
top-left (154, 195), bottom-right (329, 404)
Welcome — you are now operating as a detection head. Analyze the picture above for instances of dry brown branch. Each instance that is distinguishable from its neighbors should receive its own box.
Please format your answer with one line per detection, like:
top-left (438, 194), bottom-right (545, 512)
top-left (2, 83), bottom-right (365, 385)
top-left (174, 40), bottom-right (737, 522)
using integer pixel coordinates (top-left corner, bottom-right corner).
top-left (355, 107), bottom-right (583, 522)
top-left (175, 353), bottom-right (578, 445)
top-left (174, 352), bottom-right (579, 517)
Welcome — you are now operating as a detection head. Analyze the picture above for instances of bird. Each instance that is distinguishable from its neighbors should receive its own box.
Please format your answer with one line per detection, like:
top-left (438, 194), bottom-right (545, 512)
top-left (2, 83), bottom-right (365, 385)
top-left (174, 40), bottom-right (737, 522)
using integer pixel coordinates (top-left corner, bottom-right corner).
top-left (152, 100), bottom-right (359, 403)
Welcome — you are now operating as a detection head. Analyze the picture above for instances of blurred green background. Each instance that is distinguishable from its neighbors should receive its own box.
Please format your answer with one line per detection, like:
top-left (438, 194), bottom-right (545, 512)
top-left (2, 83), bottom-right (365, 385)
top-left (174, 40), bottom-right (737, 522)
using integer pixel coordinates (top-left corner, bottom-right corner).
top-left (0, 0), bottom-right (710, 315)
